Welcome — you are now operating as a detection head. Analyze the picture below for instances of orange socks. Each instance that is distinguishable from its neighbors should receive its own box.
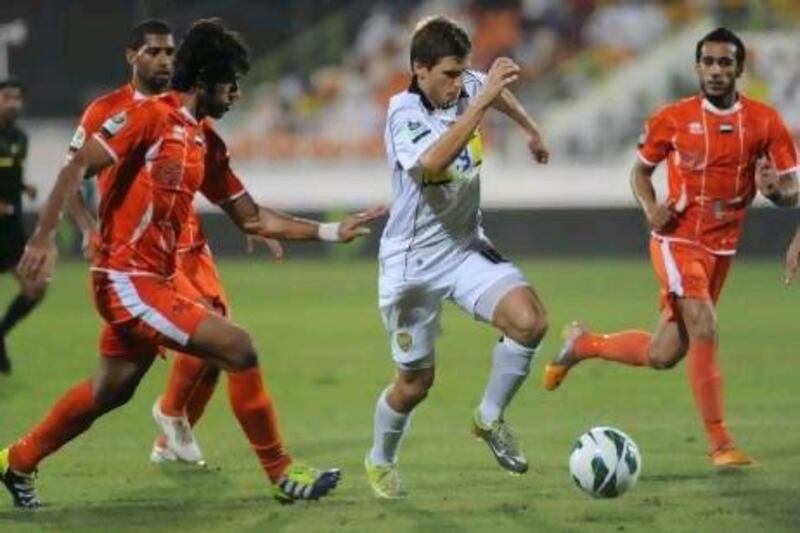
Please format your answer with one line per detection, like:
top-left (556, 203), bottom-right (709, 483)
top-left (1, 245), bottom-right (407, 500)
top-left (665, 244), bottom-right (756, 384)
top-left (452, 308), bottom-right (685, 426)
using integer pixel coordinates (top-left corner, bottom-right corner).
top-left (227, 366), bottom-right (291, 483)
top-left (161, 353), bottom-right (211, 418)
top-left (573, 331), bottom-right (652, 366)
top-left (10, 380), bottom-right (99, 473)
top-left (186, 367), bottom-right (219, 427)
top-left (687, 340), bottom-right (732, 452)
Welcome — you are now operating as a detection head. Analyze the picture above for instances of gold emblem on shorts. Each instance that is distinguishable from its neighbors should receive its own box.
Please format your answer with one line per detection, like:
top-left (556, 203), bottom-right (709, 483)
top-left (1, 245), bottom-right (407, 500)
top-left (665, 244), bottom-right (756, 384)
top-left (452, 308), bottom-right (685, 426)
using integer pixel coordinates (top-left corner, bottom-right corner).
top-left (396, 332), bottom-right (413, 352)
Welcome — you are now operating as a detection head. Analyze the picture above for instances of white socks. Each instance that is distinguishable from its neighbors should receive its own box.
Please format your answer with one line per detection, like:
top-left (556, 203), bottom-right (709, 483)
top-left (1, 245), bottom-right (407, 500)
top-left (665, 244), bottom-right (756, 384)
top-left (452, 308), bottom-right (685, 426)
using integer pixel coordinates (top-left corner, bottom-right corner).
top-left (369, 387), bottom-right (410, 466)
top-left (478, 336), bottom-right (537, 425)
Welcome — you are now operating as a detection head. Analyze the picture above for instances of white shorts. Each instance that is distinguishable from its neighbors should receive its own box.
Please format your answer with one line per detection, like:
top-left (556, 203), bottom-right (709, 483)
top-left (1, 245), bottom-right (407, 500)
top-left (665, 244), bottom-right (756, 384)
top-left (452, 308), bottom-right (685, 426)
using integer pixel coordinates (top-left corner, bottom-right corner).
top-left (378, 247), bottom-right (529, 369)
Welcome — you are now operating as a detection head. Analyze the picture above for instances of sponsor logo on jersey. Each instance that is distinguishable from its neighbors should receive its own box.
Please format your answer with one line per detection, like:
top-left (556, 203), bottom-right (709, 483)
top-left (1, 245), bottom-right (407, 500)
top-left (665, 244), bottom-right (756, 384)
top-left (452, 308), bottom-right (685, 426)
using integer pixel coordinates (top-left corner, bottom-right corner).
top-left (688, 122), bottom-right (703, 135)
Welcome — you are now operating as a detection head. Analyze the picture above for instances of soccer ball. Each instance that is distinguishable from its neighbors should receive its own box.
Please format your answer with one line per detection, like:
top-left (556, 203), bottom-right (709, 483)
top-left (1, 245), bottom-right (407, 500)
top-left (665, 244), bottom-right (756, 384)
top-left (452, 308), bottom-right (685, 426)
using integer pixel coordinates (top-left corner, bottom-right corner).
top-left (568, 426), bottom-right (642, 498)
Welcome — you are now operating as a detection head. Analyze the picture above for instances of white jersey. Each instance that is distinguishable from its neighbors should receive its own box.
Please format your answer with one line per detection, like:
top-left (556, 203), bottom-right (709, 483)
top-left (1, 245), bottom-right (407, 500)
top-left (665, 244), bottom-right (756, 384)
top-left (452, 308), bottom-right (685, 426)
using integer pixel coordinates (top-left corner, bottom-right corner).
top-left (380, 70), bottom-right (488, 278)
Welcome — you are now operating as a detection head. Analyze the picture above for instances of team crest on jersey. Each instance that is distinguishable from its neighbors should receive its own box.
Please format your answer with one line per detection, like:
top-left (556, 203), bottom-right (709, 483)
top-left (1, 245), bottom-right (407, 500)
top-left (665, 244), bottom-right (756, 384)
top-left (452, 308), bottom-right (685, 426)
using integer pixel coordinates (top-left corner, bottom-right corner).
top-left (407, 120), bottom-right (422, 131)
top-left (688, 121), bottom-right (703, 135)
top-left (69, 126), bottom-right (86, 151)
top-left (719, 123), bottom-right (734, 134)
top-left (101, 111), bottom-right (128, 137)
top-left (395, 332), bottom-right (413, 352)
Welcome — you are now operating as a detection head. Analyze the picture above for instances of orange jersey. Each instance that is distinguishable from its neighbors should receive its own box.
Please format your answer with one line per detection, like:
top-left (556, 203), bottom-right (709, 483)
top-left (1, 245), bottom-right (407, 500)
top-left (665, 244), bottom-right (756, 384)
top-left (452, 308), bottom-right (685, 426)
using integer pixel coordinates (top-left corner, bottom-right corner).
top-left (71, 84), bottom-right (209, 251)
top-left (637, 94), bottom-right (799, 254)
top-left (91, 91), bottom-right (244, 276)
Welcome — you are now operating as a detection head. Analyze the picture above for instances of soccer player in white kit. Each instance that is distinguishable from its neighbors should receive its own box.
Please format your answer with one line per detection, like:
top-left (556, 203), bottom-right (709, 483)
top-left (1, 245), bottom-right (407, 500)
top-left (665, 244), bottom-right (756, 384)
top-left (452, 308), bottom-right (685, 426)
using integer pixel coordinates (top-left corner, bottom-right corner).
top-left (365, 16), bottom-right (550, 498)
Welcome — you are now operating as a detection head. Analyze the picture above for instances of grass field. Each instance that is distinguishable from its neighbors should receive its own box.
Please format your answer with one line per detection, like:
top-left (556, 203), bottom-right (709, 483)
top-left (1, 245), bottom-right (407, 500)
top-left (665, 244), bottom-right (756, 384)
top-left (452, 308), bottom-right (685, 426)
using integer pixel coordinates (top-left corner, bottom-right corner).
top-left (0, 258), bottom-right (798, 532)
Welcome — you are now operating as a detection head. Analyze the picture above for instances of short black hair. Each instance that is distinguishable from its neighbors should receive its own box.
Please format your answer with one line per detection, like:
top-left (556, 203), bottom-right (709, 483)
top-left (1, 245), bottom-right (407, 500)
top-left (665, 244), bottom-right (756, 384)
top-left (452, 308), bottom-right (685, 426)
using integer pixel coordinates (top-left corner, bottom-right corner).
top-left (410, 16), bottom-right (471, 69)
top-left (128, 19), bottom-right (172, 51)
top-left (695, 27), bottom-right (746, 69)
top-left (171, 18), bottom-right (250, 91)
top-left (0, 78), bottom-right (23, 92)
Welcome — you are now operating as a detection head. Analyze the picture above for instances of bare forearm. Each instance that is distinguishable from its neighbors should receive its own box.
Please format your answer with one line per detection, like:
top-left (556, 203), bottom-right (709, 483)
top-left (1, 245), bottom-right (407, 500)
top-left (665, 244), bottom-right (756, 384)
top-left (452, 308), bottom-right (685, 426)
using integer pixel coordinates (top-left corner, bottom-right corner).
top-left (66, 189), bottom-right (97, 234)
top-left (221, 192), bottom-right (320, 240)
top-left (254, 207), bottom-right (320, 240)
top-left (630, 163), bottom-right (657, 212)
top-left (420, 102), bottom-right (488, 176)
top-left (493, 88), bottom-right (542, 137)
top-left (34, 161), bottom-right (88, 239)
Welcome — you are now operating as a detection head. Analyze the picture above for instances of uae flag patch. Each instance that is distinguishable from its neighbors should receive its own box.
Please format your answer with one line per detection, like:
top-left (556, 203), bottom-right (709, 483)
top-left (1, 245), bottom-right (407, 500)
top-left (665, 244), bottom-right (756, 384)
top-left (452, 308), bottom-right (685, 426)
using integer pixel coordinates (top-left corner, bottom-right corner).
top-left (719, 123), bottom-right (734, 134)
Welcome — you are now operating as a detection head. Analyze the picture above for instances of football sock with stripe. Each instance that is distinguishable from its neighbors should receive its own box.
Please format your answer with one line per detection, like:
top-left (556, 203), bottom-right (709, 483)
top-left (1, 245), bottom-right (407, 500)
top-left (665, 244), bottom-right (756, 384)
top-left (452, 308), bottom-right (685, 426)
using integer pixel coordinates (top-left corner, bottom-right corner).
top-left (478, 336), bottom-right (537, 424)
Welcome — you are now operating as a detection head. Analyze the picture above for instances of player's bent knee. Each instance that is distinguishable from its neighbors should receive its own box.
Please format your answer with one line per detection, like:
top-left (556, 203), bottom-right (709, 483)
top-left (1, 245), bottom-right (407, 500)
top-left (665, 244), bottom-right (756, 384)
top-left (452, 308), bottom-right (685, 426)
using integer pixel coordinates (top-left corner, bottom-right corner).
top-left (395, 368), bottom-right (434, 405)
top-left (506, 304), bottom-right (549, 346)
top-left (94, 382), bottom-right (138, 411)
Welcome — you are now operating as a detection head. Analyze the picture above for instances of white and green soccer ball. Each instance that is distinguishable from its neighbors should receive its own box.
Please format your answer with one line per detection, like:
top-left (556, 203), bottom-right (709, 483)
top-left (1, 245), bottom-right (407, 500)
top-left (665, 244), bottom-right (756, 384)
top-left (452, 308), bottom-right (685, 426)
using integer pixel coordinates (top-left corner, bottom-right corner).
top-left (569, 426), bottom-right (642, 498)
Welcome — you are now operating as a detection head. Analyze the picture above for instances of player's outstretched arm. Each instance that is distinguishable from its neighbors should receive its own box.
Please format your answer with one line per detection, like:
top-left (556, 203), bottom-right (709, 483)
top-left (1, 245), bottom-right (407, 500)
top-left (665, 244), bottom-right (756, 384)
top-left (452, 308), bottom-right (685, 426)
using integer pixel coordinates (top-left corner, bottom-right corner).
top-left (492, 88), bottom-right (549, 164)
top-left (221, 191), bottom-right (387, 243)
top-left (420, 57), bottom-right (520, 176)
top-left (785, 226), bottom-right (800, 285)
top-left (18, 139), bottom-right (113, 284)
top-left (630, 160), bottom-right (674, 232)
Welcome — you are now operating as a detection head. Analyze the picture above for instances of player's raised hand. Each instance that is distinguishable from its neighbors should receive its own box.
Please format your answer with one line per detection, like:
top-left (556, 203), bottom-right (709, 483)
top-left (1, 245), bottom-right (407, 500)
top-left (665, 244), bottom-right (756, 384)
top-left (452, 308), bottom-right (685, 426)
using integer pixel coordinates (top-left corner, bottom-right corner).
top-left (246, 234), bottom-right (284, 262)
top-left (479, 57), bottom-right (520, 106)
top-left (784, 229), bottom-right (800, 285)
top-left (17, 232), bottom-right (57, 285)
top-left (337, 205), bottom-right (389, 242)
top-left (526, 132), bottom-right (549, 164)
top-left (644, 203), bottom-right (675, 232)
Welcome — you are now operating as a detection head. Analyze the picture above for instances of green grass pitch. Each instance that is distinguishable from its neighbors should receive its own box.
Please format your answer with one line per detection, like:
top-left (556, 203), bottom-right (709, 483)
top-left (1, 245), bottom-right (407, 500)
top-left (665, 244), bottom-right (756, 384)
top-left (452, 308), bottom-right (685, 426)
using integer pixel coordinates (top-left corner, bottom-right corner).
top-left (0, 258), bottom-right (798, 532)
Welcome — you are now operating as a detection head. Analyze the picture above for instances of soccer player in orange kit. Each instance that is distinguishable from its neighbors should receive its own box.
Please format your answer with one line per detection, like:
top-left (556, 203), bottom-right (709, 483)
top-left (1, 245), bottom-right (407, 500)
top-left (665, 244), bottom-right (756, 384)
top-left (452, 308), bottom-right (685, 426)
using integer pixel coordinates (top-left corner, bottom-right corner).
top-left (0, 19), bottom-right (383, 508)
top-left (66, 19), bottom-right (284, 467)
top-left (543, 28), bottom-right (799, 467)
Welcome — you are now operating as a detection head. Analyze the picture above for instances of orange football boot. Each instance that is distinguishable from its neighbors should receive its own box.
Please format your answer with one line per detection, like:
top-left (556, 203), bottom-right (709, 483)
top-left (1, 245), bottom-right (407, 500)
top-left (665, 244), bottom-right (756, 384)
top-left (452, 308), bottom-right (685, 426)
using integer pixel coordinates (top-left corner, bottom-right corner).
top-left (542, 322), bottom-right (589, 391)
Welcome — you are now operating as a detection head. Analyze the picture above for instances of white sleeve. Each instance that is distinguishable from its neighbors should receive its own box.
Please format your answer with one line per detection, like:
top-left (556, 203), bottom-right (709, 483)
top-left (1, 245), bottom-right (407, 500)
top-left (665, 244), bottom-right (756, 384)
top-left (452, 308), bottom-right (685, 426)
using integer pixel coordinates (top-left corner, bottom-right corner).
top-left (463, 70), bottom-right (486, 104)
top-left (388, 105), bottom-right (437, 174)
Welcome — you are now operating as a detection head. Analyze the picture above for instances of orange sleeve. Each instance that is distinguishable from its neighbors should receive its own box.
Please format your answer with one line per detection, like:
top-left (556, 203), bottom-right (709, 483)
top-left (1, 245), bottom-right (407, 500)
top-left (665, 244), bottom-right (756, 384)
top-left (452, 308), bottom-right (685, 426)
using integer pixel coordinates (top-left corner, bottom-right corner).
top-left (200, 126), bottom-right (246, 204)
top-left (67, 101), bottom-right (111, 154)
top-left (637, 109), bottom-right (676, 167)
top-left (93, 102), bottom-right (162, 163)
top-left (765, 111), bottom-right (799, 174)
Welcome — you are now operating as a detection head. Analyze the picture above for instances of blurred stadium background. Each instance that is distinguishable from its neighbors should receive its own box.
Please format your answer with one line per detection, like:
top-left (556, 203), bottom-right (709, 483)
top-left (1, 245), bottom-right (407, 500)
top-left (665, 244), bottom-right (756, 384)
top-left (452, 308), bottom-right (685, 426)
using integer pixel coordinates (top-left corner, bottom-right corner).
top-left (1, 0), bottom-right (798, 257)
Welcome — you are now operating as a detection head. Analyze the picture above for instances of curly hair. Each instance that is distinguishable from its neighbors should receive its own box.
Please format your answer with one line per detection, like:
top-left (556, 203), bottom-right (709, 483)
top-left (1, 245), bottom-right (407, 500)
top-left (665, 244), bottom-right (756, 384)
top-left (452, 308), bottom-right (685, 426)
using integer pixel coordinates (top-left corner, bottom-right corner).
top-left (171, 18), bottom-right (250, 91)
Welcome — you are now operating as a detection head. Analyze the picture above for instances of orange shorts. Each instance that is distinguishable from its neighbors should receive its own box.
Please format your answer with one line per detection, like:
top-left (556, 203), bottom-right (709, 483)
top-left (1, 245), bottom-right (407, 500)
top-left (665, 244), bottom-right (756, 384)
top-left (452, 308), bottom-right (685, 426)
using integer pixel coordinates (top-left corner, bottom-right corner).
top-left (93, 271), bottom-right (210, 359)
top-left (175, 245), bottom-right (229, 317)
top-left (649, 236), bottom-right (732, 321)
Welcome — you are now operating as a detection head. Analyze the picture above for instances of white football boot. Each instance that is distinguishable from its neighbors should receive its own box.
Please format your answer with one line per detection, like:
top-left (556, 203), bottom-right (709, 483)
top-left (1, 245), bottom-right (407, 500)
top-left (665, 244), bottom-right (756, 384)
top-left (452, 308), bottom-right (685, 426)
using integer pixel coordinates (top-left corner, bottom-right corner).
top-left (151, 397), bottom-right (206, 466)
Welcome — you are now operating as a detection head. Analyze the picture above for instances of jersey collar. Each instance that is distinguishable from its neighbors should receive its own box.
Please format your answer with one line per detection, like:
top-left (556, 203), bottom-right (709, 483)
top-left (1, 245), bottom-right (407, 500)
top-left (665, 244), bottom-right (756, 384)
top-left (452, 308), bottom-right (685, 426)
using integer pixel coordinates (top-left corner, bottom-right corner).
top-left (408, 76), bottom-right (468, 112)
top-left (701, 94), bottom-right (742, 115)
top-left (160, 91), bottom-right (200, 125)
